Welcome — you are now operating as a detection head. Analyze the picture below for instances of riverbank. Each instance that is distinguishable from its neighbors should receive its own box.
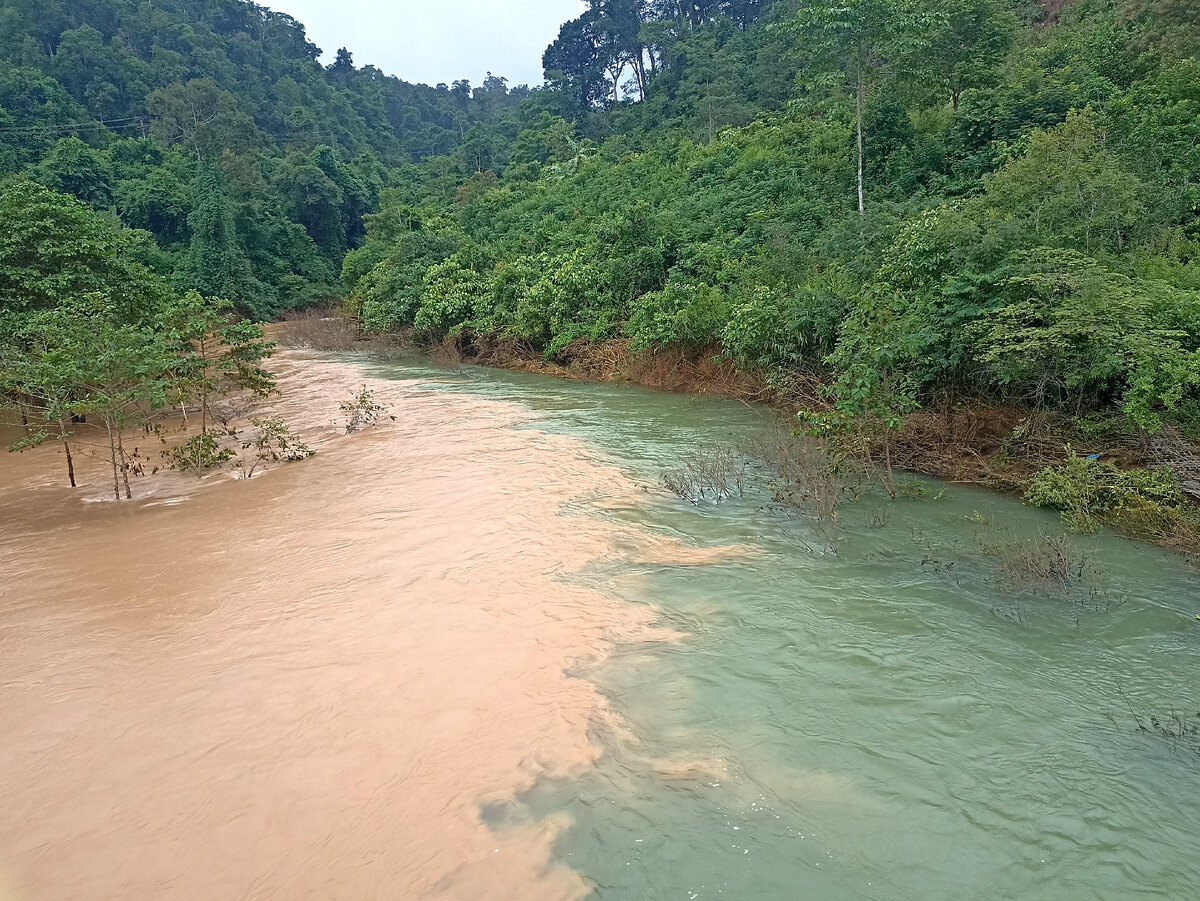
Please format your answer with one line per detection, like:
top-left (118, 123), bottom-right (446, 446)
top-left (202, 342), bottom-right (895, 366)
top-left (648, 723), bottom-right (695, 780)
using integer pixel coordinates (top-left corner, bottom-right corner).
top-left (275, 315), bottom-right (1200, 557)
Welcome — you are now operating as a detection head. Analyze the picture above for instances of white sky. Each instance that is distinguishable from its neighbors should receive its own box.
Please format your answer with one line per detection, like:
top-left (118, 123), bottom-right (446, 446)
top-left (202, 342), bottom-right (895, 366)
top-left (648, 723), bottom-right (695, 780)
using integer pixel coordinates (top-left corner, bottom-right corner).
top-left (266, 0), bottom-right (586, 89)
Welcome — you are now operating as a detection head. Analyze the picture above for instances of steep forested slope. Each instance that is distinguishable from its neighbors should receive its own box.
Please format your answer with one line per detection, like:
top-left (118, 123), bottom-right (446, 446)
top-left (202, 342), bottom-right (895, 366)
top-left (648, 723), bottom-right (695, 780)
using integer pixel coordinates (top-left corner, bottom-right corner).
top-left (353, 0), bottom-right (1200, 415)
top-left (0, 0), bottom-right (528, 316)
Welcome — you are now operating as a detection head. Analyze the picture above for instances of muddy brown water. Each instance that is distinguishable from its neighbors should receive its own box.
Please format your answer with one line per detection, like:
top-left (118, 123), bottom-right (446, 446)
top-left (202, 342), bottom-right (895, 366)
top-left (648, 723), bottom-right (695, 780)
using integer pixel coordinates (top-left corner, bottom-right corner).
top-left (0, 351), bottom-right (692, 901)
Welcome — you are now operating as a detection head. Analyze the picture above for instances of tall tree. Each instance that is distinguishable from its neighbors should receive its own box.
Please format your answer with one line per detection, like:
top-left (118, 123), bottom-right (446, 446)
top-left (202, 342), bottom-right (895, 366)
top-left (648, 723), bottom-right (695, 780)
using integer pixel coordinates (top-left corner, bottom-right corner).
top-left (923, 0), bottom-right (1017, 110)
top-left (146, 78), bottom-right (256, 161)
top-left (35, 136), bottom-right (113, 209)
top-left (787, 0), bottom-right (932, 214)
top-left (176, 166), bottom-right (272, 319)
top-left (544, 11), bottom-right (612, 109)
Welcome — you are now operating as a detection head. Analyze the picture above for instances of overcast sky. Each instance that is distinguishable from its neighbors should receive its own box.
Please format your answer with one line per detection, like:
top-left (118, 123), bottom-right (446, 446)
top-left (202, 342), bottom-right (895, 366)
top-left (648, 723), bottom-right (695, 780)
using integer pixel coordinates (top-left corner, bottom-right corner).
top-left (266, 0), bottom-right (584, 89)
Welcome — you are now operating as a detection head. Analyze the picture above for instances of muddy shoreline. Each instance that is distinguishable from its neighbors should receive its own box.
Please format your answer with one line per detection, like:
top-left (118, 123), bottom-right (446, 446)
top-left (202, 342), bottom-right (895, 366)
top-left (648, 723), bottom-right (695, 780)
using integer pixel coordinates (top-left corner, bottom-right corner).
top-left (271, 324), bottom-right (1099, 488)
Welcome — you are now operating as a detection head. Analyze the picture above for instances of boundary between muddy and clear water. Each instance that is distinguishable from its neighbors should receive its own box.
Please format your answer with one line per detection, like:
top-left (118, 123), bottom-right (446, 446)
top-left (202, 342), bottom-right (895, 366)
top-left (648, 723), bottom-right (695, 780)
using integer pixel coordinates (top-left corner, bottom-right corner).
top-left (270, 312), bottom-right (1200, 560)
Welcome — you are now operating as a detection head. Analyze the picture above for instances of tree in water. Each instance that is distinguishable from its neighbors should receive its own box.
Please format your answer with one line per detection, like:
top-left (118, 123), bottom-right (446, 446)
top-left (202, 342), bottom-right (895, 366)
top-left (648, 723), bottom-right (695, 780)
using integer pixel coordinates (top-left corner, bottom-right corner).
top-left (19, 292), bottom-right (178, 501)
top-left (0, 182), bottom-right (173, 491)
top-left (0, 182), bottom-right (278, 498)
top-left (169, 291), bottom-right (276, 438)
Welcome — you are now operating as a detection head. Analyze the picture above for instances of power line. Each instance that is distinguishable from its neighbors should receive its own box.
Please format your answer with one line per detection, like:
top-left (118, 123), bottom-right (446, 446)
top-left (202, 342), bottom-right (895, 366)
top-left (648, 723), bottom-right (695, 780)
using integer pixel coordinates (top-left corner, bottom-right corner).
top-left (0, 116), bottom-right (151, 135)
top-left (0, 115), bottom-right (475, 159)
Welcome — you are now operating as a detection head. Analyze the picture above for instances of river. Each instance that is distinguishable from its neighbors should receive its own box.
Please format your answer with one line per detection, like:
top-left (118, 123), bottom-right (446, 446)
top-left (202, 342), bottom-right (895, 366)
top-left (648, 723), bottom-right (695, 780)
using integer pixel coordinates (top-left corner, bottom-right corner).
top-left (1, 350), bottom-right (1198, 900)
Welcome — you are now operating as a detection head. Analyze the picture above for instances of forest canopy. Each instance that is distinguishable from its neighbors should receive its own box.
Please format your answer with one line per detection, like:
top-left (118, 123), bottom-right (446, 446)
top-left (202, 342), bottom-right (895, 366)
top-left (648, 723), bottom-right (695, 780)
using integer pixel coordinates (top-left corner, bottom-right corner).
top-left (338, 0), bottom-right (1200, 442)
top-left (0, 0), bottom-right (530, 317)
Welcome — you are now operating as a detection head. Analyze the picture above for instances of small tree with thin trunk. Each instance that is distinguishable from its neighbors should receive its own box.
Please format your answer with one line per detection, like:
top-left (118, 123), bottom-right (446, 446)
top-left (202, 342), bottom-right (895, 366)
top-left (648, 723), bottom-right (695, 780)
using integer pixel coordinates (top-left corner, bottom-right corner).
top-left (235, 416), bottom-right (312, 480)
top-left (169, 291), bottom-right (276, 438)
top-left (785, 0), bottom-right (933, 215)
top-left (1, 311), bottom-right (85, 487)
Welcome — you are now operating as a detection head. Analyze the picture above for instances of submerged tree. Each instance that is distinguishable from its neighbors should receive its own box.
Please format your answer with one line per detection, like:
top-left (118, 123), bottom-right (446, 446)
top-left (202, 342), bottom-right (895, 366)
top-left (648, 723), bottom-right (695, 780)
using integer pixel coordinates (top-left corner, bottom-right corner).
top-left (0, 182), bottom-right (174, 491)
top-left (1, 308), bottom-right (86, 487)
top-left (9, 292), bottom-right (179, 500)
top-left (169, 291), bottom-right (276, 437)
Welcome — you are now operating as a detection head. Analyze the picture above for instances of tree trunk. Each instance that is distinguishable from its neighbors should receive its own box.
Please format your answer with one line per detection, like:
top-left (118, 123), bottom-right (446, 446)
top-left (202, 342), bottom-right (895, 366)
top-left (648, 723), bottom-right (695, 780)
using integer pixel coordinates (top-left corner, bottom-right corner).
top-left (608, 60), bottom-right (624, 103)
top-left (856, 57), bottom-right (865, 216)
top-left (58, 420), bottom-right (77, 488)
top-left (634, 48), bottom-right (647, 100)
top-left (105, 419), bottom-right (121, 502)
top-left (199, 336), bottom-right (209, 435)
top-left (116, 428), bottom-right (133, 500)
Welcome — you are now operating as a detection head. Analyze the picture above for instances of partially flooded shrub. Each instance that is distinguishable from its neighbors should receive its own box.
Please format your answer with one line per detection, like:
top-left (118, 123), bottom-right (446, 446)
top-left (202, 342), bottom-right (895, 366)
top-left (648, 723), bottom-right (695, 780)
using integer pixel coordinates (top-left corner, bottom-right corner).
top-left (340, 385), bottom-right (392, 434)
top-left (168, 432), bottom-right (234, 475)
top-left (236, 416), bottom-right (312, 479)
top-left (662, 444), bottom-right (747, 504)
top-left (971, 513), bottom-right (1111, 604)
top-left (275, 310), bottom-right (361, 350)
top-left (1119, 687), bottom-right (1200, 761)
top-left (1026, 454), bottom-right (1200, 547)
top-left (747, 429), bottom-right (856, 523)
top-left (997, 532), bottom-right (1077, 585)
top-left (1138, 711), bottom-right (1200, 759)
top-left (744, 428), bottom-right (860, 555)
top-left (900, 479), bottom-right (945, 501)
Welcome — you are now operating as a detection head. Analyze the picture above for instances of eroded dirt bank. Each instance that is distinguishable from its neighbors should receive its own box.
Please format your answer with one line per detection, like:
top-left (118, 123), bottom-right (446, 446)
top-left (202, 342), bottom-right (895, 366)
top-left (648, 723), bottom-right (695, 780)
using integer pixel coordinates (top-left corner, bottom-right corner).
top-left (0, 351), bottom-right (690, 901)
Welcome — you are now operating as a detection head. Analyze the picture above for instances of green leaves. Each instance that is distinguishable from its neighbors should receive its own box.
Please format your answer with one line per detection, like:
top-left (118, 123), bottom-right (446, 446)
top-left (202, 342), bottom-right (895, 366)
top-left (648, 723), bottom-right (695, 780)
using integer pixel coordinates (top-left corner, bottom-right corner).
top-left (175, 166), bottom-right (274, 321)
top-left (35, 137), bottom-right (113, 209)
top-left (0, 183), bottom-right (276, 494)
top-left (981, 111), bottom-right (1151, 254)
top-left (0, 181), bottom-right (167, 320)
top-left (1026, 454), bottom-right (1196, 535)
top-left (973, 249), bottom-right (1200, 427)
top-left (628, 280), bottom-right (729, 350)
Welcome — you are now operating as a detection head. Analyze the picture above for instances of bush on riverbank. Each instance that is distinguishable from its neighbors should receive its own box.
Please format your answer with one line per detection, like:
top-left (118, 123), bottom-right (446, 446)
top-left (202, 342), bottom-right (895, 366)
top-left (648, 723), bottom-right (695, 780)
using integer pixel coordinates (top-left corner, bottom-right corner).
top-left (1026, 455), bottom-right (1200, 549)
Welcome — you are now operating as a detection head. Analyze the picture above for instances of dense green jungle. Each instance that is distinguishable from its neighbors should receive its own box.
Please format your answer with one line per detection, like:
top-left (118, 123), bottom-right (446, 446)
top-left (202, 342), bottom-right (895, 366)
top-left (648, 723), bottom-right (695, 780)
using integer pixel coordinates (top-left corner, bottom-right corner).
top-left (2, 0), bottom-right (1200, 547)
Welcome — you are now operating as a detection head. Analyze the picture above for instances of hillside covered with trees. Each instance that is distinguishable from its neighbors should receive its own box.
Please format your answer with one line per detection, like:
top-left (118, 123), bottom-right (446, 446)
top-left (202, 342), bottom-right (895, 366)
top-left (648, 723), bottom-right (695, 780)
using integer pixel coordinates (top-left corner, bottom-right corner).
top-left (3, 0), bottom-right (1200, 539)
top-left (339, 0), bottom-right (1200, 541)
top-left (0, 0), bottom-right (528, 317)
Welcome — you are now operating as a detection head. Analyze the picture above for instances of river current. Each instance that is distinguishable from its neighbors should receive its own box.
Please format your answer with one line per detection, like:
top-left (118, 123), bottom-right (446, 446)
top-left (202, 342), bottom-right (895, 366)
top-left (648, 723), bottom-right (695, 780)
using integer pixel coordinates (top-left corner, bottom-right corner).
top-left (1, 350), bottom-right (1198, 900)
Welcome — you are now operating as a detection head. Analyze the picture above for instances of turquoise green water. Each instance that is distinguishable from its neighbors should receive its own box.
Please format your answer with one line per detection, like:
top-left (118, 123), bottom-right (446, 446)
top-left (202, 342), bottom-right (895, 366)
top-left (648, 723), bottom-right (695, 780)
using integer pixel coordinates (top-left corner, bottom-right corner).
top-left (372, 356), bottom-right (1200, 901)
